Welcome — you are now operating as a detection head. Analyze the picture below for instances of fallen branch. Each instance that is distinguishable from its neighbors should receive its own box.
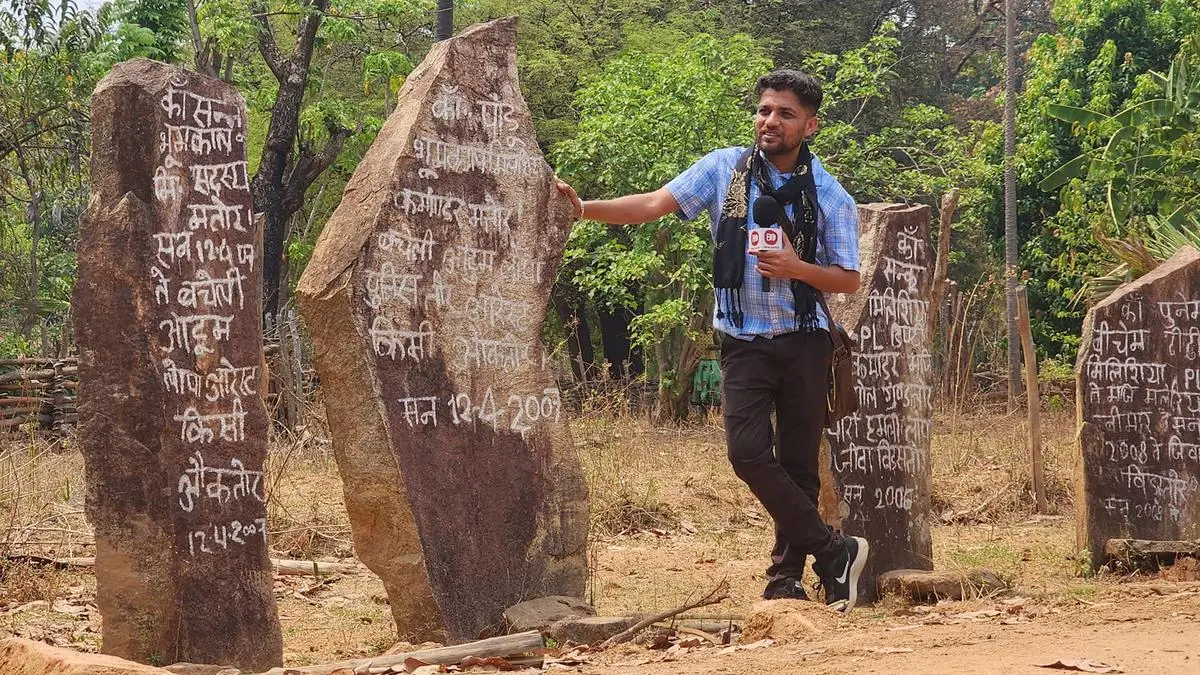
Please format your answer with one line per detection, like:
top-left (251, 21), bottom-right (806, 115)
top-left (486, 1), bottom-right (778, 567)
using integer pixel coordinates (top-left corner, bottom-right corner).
top-left (1, 555), bottom-right (364, 577)
top-left (1107, 539), bottom-right (1200, 561)
top-left (666, 625), bottom-right (718, 643)
top-left (259, 630), bottom-right (545, 675)
top-left (601, 578), bottom-right (730, 648)
top-left (273, 559), bottom-right (364, 576)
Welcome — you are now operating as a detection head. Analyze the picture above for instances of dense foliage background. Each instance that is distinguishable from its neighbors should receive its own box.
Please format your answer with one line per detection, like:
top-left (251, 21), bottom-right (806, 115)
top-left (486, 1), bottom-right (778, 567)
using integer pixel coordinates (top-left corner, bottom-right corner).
top-left (2, 0), bottom-right (1197, 418)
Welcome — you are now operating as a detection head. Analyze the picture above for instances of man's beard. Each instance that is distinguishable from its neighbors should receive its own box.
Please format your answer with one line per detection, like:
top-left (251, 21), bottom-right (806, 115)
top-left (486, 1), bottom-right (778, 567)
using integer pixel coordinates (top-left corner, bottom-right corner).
top-left (757, 133), bottom-right (801, 157)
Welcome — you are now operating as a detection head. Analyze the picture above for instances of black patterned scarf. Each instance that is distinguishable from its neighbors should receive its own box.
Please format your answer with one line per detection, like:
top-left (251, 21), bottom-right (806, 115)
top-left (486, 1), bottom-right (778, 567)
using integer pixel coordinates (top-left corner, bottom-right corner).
top-left (712, 144), bottom-right (821, 331)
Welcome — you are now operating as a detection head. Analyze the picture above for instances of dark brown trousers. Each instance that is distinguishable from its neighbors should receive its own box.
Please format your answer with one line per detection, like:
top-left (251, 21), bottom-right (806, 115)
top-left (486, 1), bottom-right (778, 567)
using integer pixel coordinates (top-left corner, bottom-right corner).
top-left (720, 330), bottom-right (840, 580)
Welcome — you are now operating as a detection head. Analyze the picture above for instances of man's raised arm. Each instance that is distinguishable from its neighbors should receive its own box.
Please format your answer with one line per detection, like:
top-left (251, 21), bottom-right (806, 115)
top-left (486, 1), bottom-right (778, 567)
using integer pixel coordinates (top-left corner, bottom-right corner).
top-left (555, 181), bottom-right (680, 225)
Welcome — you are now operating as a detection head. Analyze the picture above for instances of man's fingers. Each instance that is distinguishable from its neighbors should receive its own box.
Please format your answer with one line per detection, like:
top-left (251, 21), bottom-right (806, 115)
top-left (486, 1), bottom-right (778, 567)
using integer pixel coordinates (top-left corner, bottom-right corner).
top-left (553, 179), bottom-right (584, 219)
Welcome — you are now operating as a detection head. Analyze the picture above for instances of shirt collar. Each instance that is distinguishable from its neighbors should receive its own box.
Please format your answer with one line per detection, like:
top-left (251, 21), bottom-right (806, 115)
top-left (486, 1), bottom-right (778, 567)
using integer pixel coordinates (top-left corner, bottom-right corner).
top-left (753, 147), bottom-right (829, 186)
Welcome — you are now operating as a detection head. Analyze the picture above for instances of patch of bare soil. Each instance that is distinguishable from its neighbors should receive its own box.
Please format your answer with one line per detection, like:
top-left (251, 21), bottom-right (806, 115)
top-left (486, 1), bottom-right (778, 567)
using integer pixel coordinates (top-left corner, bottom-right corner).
top-left (5, 406), bottom-right (1200, 673)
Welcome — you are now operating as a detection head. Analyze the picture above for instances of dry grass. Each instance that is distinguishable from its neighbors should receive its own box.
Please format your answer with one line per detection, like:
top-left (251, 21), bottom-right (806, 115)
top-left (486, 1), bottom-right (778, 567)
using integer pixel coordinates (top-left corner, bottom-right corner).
top-left (263, 430), bottom-right (353, 560)
top-left (930, 404), bottom-right (1076, 523)
top-left (0, 395), bottom-right (1110, 667)
top-left (0, 434), bottom-right (91, 560)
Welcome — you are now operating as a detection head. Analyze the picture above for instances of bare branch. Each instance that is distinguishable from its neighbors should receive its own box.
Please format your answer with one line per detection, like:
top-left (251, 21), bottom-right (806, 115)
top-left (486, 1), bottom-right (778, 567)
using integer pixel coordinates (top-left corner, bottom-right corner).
top-left (250, 0), bottom-right (289, 81)
top-left (282, 118), bottom-right (358, 213)
top-left (292, 0), bottom-right (332, 69)
top-left (601, 578), bottom-right (730, 647)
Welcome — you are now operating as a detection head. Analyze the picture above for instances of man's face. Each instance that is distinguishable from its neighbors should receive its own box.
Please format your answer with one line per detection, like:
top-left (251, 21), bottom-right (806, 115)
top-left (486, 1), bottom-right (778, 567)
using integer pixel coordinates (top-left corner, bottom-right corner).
top-left (754, 88), bottom-right (819, 156)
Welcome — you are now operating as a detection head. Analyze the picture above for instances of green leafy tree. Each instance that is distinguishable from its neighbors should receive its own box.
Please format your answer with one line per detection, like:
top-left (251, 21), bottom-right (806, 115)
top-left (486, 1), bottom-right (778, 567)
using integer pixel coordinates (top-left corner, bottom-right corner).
top-left (104, 0), bottom-right (190, 61)
top-left (805, 27), bottom-right (1000, 284)
top-left (553, 33), bottom-right (770, 421)
top-left (190, 0), bottom-right (432, 320)
top-left (463, 0), bottom-right (729, 148)
top-left (0, 1), bottom-right (126, 348)
top-left (1005, 0), bottom-right (1200, 356)
top-left (1040, 35), bottom-right (1200, 303)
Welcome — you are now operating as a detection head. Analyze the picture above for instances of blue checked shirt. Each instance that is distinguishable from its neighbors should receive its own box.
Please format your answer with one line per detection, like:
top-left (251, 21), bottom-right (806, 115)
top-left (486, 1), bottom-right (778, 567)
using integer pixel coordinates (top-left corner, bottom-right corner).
top-left (665, 147), bottom-right (860, 340)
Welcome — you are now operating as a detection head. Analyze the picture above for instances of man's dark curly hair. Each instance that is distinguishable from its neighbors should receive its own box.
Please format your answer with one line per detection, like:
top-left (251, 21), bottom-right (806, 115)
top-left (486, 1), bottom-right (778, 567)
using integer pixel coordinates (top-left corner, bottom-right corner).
top-left (755, 69), bottom-right (823, 114)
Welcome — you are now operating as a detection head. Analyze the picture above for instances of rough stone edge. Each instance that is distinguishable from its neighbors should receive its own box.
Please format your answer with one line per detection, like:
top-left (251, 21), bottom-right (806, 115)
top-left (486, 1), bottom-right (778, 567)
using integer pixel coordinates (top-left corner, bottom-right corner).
top-left (0, 637), bottom-right (174, 675)
top-left (299, 18), bottom-right (518, 296)
top-left (296, 23), bottom-right (462, 638)
top-left (297, 20), bottom-right (525, 641)
top-left (1074, 245), bottom-right (1200, 565)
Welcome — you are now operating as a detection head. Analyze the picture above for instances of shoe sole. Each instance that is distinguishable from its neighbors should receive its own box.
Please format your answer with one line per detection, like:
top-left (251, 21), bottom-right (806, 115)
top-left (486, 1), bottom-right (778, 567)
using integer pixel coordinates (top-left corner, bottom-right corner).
top-left (842, 536), bottom-right (869, 613)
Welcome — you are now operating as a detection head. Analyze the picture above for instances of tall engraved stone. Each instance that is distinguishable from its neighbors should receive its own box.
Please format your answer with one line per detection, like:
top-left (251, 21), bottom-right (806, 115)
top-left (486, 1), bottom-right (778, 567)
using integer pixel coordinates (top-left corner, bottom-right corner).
top-left (72, 59), bottom-right (281, 669)
top-left (298, 18), bottom-right (588, 641)
top-left (819, 203), bottom-right (935, 602)
top-left (1077, 246), bottom-right (1200, 567)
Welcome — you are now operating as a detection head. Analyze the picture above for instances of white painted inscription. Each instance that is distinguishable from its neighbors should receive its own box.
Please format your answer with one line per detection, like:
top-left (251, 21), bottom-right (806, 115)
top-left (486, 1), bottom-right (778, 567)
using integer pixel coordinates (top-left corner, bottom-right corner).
top-left (154, 73), bottom-right (265, 557)
top-left (361, 85), bottom-right (564, 448)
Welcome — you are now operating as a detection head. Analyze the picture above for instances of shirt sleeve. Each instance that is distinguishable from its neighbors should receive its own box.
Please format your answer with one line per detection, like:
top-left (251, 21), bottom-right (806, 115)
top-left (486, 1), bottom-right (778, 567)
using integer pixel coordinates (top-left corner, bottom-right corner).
top-left (819, 186), bottom-right (861, 272)
top-left (664, 150), bottom-right (725, 221)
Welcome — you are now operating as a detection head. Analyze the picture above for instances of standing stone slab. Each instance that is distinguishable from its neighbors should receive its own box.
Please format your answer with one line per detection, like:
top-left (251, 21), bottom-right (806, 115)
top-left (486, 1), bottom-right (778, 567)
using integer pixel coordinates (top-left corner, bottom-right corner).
top-left (298, 18), bottom-right (588, 641)
top-left (818, 203), bottom-right (935, 602)
top-left (1077, 246), bottom-right (1200, 567)
top-left (72, 59), bottom-right (281, 669)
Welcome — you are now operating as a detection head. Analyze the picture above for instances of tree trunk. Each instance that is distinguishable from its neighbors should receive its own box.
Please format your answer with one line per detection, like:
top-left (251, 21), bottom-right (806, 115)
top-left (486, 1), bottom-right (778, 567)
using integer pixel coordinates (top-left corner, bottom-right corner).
top-left (254, 77), bottom-right (307, 321)
top-left (1003, 0), bottom-right (1021, 408)
top-left (22, 190), bottom-right (42, 339)
top-left (653, 299), bottom-right (712, 423)
top-left (435, 0), bottom-right (454, 41)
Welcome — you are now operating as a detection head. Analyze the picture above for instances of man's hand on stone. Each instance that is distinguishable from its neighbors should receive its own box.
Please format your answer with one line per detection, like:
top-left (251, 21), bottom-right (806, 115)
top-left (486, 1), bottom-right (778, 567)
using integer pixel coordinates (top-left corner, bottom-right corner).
top-left (554, 178), bottom-right (584, 220)
top-left (752, 230), bottom-right (805, 280)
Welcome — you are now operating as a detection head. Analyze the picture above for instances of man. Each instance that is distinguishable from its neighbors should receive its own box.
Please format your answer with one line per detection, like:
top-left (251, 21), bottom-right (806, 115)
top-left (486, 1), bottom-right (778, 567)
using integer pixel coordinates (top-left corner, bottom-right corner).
top-left (556, 69), bottom-right (869, 612)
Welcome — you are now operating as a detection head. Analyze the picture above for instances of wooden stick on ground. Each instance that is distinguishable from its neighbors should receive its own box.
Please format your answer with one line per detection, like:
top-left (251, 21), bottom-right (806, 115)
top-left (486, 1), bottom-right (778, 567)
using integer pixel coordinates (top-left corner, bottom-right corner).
top-left (1106, 539), bottom-right (1200, 558)
top-left (601, 578), bottom-right (731, 648)
top-left (3, 555), bottom-right (364, 577)
top-left (258, 630), bottom-right (545, 675)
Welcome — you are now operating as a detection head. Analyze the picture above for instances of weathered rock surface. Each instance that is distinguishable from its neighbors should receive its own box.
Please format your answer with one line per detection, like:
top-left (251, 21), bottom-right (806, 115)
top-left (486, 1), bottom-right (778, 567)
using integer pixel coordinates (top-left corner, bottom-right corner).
top-left (545, 616), bottom-right (638, 646)
top-left (877, 568), bottom-right (1007, 602)
top-left (502, 596), bottom-right (595, 633)
top-left (297, 18), bottom-right (588, 642)
top-left (0, 638), bottom-right (173, 675)
top-left (73, 58), bottom-right (280, 669)
top-left (1077, 246), bottom-right (1200, 568)
top-left (818, 203), bottom-right (936, 602)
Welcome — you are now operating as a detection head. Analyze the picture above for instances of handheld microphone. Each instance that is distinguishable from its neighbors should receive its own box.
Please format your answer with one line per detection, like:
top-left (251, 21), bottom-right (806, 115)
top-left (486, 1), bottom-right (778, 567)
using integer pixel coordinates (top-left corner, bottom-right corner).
top-left (752, 196), bottom-right (780, 292)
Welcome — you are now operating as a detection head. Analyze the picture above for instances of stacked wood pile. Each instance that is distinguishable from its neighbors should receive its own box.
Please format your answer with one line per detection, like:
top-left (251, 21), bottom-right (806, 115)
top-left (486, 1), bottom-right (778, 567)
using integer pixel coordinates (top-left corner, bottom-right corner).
top-left (0, 358), bottom-right (78, 434)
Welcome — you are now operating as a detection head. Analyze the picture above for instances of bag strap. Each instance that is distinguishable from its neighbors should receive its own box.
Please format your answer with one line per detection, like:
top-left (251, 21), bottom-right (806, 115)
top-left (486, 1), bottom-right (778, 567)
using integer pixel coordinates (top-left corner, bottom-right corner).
top-left (815, 291), bottom-right (846, 352)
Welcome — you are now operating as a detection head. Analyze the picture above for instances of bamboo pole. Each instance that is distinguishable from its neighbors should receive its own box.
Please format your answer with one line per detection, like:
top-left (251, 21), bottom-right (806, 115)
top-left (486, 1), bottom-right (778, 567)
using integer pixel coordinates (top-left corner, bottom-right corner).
top-left (1015, 285), bottom-right (1047, 513)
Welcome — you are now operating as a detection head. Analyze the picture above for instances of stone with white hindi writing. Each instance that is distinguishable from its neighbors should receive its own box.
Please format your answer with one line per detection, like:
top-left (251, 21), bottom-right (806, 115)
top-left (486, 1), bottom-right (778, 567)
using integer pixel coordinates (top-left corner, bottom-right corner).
top-left (1077, 245), bottom-right (1200, 568)
top-left (297, 18), bottom-right (588, 642)
top-left (72, 59), bottom-right (280, 669)
top-left (818, 203), bottom-right (935, 602)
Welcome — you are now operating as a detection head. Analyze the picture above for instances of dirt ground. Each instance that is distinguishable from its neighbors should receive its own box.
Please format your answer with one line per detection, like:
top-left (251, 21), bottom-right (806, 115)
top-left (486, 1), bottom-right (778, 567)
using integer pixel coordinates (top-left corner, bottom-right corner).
top-left (4, 404), bottom-right (1200, 673)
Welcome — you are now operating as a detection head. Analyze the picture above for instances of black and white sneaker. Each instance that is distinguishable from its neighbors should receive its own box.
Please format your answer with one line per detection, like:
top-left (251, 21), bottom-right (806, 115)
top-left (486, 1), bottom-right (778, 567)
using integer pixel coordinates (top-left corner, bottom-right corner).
top-left (814, 536), bottom-right (869, 613)
top-left (762, 576), bottom-right (809, 601)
